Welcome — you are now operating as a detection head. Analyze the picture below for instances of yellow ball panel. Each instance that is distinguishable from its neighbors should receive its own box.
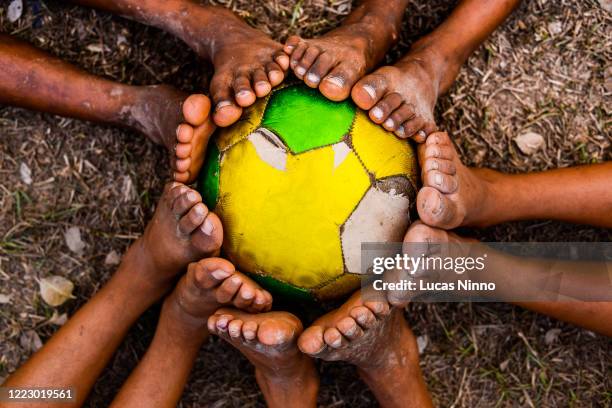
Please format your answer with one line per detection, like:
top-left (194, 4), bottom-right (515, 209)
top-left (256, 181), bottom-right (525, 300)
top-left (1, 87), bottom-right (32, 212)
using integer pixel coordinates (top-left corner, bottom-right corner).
top-left (312, 274), bottom-right (362, 301)
top-left (216, 96), bottom-right (268, 152)
top-left (218, 136), bottom-right (371, 289)
top-left (351, 111), bottom-right (418, 185)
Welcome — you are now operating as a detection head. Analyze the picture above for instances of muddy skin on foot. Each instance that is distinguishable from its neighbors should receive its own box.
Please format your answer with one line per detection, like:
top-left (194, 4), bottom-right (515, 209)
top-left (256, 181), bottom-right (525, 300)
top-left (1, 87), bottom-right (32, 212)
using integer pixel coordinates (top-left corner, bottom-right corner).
top-left (164, 257), bottom-right (273, 336)
top-left (284, 0), bottom-right (407, 102)
top-left (132, 182), bottom-right (224, 290)
top-left (209, 309), bottom-right (319, 408)
top-left (298, 291), bottom-right (432, 408)
top-left (416, 131), bottom-right (501, 229)
top-left (351, 47), bottom-right (444, 141)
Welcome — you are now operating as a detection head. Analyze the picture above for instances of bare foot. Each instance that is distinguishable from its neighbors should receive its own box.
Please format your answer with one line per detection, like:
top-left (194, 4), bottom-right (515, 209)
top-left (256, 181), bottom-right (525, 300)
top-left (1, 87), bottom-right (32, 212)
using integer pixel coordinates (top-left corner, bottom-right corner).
top-left (351, 47), bottom-right (443, 141)
top-left (298, 291), bottom-right (432, 408)
top-left (162, 257), bottom-right (273, 339)
top-left (131, 182), bottom-right (224, 292)
top-left (284, 33), bottom-right (375, 102)
top-left (179, 7), bottom-right (289, 127)
top-left (208, 310), bottom-right (319, 408)
top-left (173, 94), bottom-right (216, 184)
top-left (417, 131), bottom-right (502, 229)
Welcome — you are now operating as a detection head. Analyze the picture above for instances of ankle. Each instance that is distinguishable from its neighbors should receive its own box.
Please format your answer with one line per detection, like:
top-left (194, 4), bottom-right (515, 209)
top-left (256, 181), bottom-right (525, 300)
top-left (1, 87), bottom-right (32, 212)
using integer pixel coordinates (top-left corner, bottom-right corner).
top-left (255, 362), bottom-right (319, 408)
top-left (407, 36), bottom-right (461, 95)
top-left (159, 293), bottom-right (209, 345)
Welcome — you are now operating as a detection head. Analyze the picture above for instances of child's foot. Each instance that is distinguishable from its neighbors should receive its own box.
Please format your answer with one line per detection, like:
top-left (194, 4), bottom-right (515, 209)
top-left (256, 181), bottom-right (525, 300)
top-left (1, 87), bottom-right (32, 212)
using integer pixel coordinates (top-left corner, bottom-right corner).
top-left (417, 131), bottom-right (502, 229)
top-left (208, 310), bottom-right (319, 408)
top-left (351, 47), bottom-right (443, 141)
top-left (284, 33), bottom-right (374, 102)
top-left (179, 7), bottom-right (289, 127)
top-left (298, 291), bottom-right (432, 407)
top-left (132, 182), bottom-right (224, 291)
top-left (129, 87), bottom-right (215, 184)
top-left (162, 257), bottom-right (273, 340)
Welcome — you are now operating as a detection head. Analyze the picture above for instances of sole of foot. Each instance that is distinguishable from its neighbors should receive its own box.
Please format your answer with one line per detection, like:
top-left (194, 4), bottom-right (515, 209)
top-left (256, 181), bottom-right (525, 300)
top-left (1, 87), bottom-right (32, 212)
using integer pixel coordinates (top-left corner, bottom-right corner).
top-left (416, 131), bottom-right (499, 229)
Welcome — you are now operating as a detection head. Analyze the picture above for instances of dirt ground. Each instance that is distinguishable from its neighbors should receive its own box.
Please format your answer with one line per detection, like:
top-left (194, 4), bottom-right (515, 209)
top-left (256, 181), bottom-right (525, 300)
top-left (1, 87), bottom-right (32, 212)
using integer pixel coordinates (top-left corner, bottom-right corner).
top-left (0, 0), bottom-right (611, 407)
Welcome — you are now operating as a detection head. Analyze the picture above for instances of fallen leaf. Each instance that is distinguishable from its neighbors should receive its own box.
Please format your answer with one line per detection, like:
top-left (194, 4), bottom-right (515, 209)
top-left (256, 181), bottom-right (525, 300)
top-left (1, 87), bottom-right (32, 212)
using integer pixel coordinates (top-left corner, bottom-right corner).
top-left (0, 294), bottom-right (11, 304)
top-left (65, 227), bottom-right (86, 255)
top-left (104, 250), bottom-right (121, 266)
top-left (548, 21), bottom-right (563, 36)
top-left (514, 132), bottom-right (545, 155)
top-left (7, 0), bottom-right (23, 23)
top-left (19, 162), bottom-right (32, 185)
top-left (39, 275), bottom-right (75, 307)
top-left (599, 0), bottom-right (612, 13)
top-left (48, 311), bottom-right (68, 326)
top-left (20, 330), bottom-right (43, 352)
top-left (499, 359), bottom-right (510, 371)
top-left (544, 328), bottom-right (561, 345)
top-left (416, 334), bottom-right (429, 355)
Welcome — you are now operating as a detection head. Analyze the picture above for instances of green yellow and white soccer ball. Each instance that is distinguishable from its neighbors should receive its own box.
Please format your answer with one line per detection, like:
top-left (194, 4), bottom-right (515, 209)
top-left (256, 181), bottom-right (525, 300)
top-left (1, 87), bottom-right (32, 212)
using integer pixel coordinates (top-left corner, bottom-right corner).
top-left (199, 84), bottom-right (419, 302)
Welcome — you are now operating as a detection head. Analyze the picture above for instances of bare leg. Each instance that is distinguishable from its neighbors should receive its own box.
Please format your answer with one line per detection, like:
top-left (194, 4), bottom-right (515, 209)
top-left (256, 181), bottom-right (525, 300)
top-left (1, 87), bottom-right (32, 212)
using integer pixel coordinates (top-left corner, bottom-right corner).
top-left (0, 182), bottom-right (223, 407)
top-left (417, 131), bottom-right (612, 228)
top-left (352, 0), bottom-right (521, 140)
top-left (283, 0), bottom-right (408, 101)
top-left (298, 292), bottom-right (433, 408)
top-left (401, 222), bottom-right (612, 337)
top-left (111, 258), bottom-right (273, 407)
top-left (208, 310), bottom-right (319, 408)
top-left (71, 0), bottom-right (290, 127)
top-left (0, 35), bottom-right (215, 183)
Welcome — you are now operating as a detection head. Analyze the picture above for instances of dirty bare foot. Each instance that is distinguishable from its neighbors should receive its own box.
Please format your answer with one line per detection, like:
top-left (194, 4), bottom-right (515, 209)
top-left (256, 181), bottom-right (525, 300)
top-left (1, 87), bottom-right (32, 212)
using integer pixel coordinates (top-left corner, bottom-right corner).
top-left (208, 310), bottom-right (318, 408)
top-left (284, 1), bottom-right (407, 102)
top-left (417, 131), bottom-right (503, 229)
top-left (130, 182), bottom-right (224, 292)
top-left (298, 291), bottom-right (432, 407)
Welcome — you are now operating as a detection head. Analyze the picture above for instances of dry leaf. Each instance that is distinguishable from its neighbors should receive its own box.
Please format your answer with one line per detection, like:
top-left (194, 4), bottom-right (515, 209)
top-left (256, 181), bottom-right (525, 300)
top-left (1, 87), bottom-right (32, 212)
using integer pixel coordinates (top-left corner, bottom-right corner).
top-left (8, 0), bottom-right (23, 23)
top-left (20, 330), bottom-right (43, 352)
top-left (39, 275), bottom-right (75, 307)
top-left (599, 0), bottom-right (612, 12)
top-left (19, 162), bottom-right (32, 185)
top-left (514, 132), bottom-right (545, 155)
top-left (65, 227), bottom-right (86, 255)
top-left (48, 311), bottom-right (69, 326)
top-left (104, 250), bottom-right (121, 266)
top-left (0, 294), bottom-right (11, 304)
top-left (416, 334), bottom-right (429, 355)
top-left (544, 328), bottom-right (561, 345)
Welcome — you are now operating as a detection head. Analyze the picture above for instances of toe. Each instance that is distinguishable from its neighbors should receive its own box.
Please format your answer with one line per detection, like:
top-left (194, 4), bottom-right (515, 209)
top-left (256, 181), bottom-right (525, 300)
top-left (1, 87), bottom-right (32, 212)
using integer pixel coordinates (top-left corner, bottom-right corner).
top-left (401, 116), bottom-right (427, 140)
top-left (228, 319), bottom-right (244, 339)
top-left (320, 63), bottom-right (358, 101)
top-left (336, 317), bottom-right (363, 341)
top-left (178, 202), bottom-right (209, 235)
top-left (424, 170), bottom-right (458, 194)
top-left (290, 41), bottom-right (308, 69)
top-left (252, 290), bottom-right (273, 312)
top-left (176, 123), bottom-right (194, 144)
top-left (349, 306), bottom-right (377, 329)
top-left (298, 326), bottom-right (326, 355)
top-left (306, 53), bottom-right (334, 88)
top-left (173, 171), bottom-right (190, 183)
top-left (370, 92), bottom-right (403, 125)
top-left (191, 257), bottom-right (236, 289)
top-left (323, 327), bottom-right (345, 349)
top-left (233, 281), bottom-right (257, 310)
top-left (273, 50), bottom-right (290, 72)
top-left (295, 45), bottom-right (321, 79)
top-left (232, 69), bottom-right (257, 107)
top-left (416, 187), bottom-right (460, 229)
top-left (216, 274), bottom-right (243, 304)
top-left (175, 142), bottom-right (192, 159)
top-left (265, 61), bottom-right (284, 86)
top-left (364, 300), bottom-right (390, 318)
top-left (242, 320), bottom-right (259, 341)
top-left (210, 72), bottom-right (243, 127)
top-left (426, 131), bottom-right (452, 146)
top-left (284, 35), bottom-right (301, 55)
top-left (190, 211), bottom-right (223, 254)
top-left (252, 68), bottom-right (272, 98)
top-left (423, 158), bottom-right (456, 175)
top-left (351, 73), bottom-right (388, 110)
top-left (183, 94), bottom-right (211, 126)
top-left (172, 189), bottom-right (202, 217)
top-left (389, 103), bottom-right (417, 138)
top-left (257, 318), bottom-right (298, 346)
top-left (423, 143), bottom-right (455, 161)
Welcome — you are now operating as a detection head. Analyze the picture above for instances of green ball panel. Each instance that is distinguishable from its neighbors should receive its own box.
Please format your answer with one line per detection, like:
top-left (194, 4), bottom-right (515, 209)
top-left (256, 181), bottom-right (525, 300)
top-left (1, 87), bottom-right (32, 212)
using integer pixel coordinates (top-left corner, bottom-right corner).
top-left (249, 273), bottom-right (316, 303)
top-left (198, 142), bottom-right (220, 209)
top-left (262, 85), bottom-right (355, 153)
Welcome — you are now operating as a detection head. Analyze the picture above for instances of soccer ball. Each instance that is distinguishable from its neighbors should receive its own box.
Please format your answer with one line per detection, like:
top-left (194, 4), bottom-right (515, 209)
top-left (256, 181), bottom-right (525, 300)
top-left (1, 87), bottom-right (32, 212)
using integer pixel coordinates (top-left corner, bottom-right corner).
top-left (198, 84), bottom-right (418, 302)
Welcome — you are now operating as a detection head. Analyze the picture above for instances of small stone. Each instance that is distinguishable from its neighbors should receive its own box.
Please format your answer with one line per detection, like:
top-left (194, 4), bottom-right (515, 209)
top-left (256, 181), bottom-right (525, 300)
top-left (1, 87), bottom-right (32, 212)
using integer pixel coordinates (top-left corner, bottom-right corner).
top-left (416, 334), bottom-right (429, 355)
top-left (104, 250), bottom-right (121, 266)
top-left (65, 227), bottom-right (86, 255)
top-left (19, 162), bottom-right (32, 185)
top-left (548, 21), bottom-right (563, 36)
top-left (514, 132), bottom-right (545, 155)
top-left (0, 294), bottom-right (11, 304)
top-left (7, 0), bottom-right (23, 23)
top-left (544, 328), bottom-right (561, 345)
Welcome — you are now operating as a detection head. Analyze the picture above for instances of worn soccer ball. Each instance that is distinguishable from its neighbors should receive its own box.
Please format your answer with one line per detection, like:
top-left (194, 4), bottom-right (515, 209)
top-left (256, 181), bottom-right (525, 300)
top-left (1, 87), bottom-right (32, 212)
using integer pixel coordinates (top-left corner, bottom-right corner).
top-left (198, 84), bottom-right (418, 302)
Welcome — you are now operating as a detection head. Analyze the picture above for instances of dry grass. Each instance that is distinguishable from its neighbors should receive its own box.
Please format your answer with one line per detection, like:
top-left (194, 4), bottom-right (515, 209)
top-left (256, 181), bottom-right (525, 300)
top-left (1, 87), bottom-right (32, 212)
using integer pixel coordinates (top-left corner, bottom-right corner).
top-left (1, 0), bottom-right (611, 407)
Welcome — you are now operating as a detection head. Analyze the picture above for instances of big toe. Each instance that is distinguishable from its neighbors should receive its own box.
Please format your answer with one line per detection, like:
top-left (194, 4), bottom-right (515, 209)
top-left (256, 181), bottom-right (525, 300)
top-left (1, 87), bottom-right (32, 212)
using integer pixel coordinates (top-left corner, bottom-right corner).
top-left (403, 220), bottom-right (451, 244)
top-left (319, 65), bottom-right (358, 101)
top-left (183, 94), bottom-right (211, 126)
top-left (257, 316), bottom-right (301, 347)
top-left (416, 187), bottom-right (460, 230)
top-left (298, 326), bottom-right (326, 355)
top-left (351, 75), bottom-right (384, 110)
top-left (191, 210), bottom-right (223, 256)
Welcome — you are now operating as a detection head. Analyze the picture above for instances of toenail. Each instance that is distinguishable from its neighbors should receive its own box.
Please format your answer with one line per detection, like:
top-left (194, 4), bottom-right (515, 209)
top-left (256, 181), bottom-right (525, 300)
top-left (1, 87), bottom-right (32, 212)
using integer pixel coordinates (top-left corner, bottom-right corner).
top-left (217, 317), bottom-right (229, 329)
top-left (231, 276), bottom-right (241, 285)
top-left (430, 160), bottom-right (439, 170)
top-left (418, 130), bottom-right (427, 140)
top-left (371, 107), bottom-right (383, 120)
top-left (211, 269), bottom-right (231, 280)
top-left (384, 118), bottom-right (394, 129)
top-left (241, 288), bottom-right (254, 300)
top-left (194, 205), bottom-right (205, 216)
top-left (344, 325), bottom-right (357, 337)
top-left (395, 126), bottom-right (405, 137)
top-left (215, 100), bottom-right (232, 111)
top-left (236, 90), bottom-right (252, 99)
top-left (187, 192), bottom-right (197, 202)
top-left (254, 296), bottom-right (265, 304)
top-left (434, 173), bottom-right (443, 186)
top-left (324, 76), bottom-right (344, 88)
top-left (306, 72), bottom-right (320, 84)
top-left (291, 59), bottom-right (298, 68)
top-left (362, 84), bottom-right (377, 100)
top-left (330, 337), bottom-right (342, 348)
top-left (201, 218), bottom-right (214, 235)
top-left (296, 66), bottom-right (306, 76)
top-left (357, 314), bottom-right (368, 325)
